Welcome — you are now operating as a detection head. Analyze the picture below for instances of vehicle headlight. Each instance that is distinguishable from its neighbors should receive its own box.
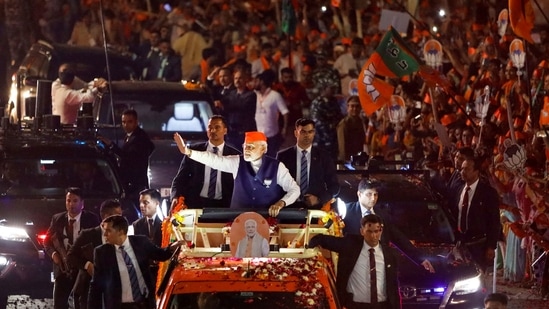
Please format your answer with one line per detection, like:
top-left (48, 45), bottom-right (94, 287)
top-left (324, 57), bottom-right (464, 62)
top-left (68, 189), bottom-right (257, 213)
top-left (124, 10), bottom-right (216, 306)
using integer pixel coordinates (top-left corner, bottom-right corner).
top-left (0, 226), bottom-right (30, 242)
top-left (453, 274), bottom-right (482, 295)
top-left (0, 255), bottom-right (9, 267)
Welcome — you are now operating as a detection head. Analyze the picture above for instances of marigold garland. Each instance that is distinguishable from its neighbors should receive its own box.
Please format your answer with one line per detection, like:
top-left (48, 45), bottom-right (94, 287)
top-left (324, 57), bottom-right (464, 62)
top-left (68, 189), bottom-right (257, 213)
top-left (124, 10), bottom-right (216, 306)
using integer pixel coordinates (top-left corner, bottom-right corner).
top-left (157, 196), bottom-right (187, 294)
top-left (319, 198), bottom-right (345, 237)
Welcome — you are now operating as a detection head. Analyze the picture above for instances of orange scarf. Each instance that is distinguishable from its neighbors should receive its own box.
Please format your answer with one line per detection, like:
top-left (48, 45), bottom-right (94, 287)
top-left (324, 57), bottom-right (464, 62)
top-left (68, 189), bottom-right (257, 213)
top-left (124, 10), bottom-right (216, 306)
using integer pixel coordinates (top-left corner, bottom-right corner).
top-left (200, 59), bottom-right (209, 84)
top-left (260, 56), bottom-right (270, 70)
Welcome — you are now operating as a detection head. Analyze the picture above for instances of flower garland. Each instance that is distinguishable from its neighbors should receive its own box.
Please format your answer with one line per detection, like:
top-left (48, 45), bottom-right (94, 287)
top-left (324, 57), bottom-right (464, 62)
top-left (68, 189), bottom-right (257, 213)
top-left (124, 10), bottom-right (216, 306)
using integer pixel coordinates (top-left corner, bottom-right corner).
top-left (320, 198), bottom-right (345, 237)
top-left (178, 255), bottom-right (328, 308)
top-left (157, 196), bottom-right (187, 293)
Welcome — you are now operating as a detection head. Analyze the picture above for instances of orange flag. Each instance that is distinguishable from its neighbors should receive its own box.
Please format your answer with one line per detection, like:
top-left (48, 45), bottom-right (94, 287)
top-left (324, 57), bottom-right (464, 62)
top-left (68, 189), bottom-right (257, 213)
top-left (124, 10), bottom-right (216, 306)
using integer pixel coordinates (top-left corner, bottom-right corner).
top-left (357, 59), bottom-right (395, 116)
top-left (509, 0), bottom-right (535, 43)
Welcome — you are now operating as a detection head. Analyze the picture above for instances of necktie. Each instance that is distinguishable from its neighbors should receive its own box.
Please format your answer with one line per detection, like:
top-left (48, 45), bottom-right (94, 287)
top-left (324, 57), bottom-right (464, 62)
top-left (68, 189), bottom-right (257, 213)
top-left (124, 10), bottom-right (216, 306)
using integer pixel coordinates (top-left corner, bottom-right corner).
top-left (459, 186), bottom-right (471, 233)
top-left (148, 218), bottom-right (154, 239)
top-left (67, 218), bottom-right (76, 245)
top-left (157, 57), bottom-right (167, 79)
top-left (369, 248), bottom-right (378, 303)
top-left (208, 147), bottom-right (219, 198)
top-left (300, 150), bottom-right (308, 197)
top-left (119, 245), bottom-right (143, 302)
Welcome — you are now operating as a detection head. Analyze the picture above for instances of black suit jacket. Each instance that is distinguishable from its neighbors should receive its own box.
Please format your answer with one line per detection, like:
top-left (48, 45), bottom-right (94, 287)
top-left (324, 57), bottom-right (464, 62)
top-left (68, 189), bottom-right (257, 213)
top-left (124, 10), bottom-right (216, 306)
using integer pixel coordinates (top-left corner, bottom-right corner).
top-left (67, 226), bottom-right (102, 271)
top-left (450, 180), bottom-right (501, 256)
top-left (205, 79), bottom-right (235, 102)
top-left (66, 226), bottom-right (103, 299)
top-left (44, 211), bottom-right (100, 278)
top-left (342, 202), bottom-right (426, 266)
top-left (111, 127), bottom-right (155, 192)
top-left (88, 235), bottom-right (174, 309)
top-left (132, 216), bottom-right (162, 246)
top-left (146, 54), bottom-right (182, 82)
top-left (276, 146), bottom-right (340, 208)
top-left (171, 142), bottom-right (240, 209)
top-left (222, 89), bottom-right (257, 134)
top-left (309, 234), bottom-right (401, 309)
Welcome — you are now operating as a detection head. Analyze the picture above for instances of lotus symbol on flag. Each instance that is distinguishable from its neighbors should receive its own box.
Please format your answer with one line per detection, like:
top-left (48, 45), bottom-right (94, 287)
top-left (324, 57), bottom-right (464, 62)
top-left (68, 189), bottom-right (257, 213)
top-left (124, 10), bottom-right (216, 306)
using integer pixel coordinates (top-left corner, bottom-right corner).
top-left (362, 63), bottom-right (380, 102)
top-left (502, 139), bottom-right (526, 174)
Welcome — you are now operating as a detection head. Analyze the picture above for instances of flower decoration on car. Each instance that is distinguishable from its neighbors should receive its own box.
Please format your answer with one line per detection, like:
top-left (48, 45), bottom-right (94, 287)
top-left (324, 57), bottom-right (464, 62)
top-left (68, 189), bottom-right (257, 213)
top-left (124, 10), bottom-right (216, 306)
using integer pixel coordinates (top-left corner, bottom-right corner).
top-left (176, 255), bottom-right (328, 308)
top-left (266, 217), bottom-right (279, 235)
top-left (320, 199), bottom-right (345, 237)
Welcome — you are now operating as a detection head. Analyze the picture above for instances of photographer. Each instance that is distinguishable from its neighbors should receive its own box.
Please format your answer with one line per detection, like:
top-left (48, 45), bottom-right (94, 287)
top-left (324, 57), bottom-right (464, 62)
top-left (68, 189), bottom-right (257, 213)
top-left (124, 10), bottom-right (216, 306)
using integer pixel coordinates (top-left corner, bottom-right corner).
top-left (51, 63), bottom-right (108, 125)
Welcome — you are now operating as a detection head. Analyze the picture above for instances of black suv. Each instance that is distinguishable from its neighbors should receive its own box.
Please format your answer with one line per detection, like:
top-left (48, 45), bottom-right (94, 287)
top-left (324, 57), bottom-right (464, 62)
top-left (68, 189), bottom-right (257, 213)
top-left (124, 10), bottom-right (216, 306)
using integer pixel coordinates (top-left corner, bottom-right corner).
top-left (95, 80), bottom-right (213, 201)
top-left (336, 161), bottom-right (486, 309)
top-left (8, 40), bottom-right (138, 122)
top-left (0, 119), bottom-right (140, 305)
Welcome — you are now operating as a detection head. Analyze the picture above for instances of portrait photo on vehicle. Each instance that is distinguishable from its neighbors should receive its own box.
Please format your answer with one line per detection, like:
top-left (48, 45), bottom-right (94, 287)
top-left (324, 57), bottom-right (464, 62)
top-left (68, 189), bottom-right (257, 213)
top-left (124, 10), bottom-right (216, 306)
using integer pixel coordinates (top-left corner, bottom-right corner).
top-left (230, 212), bottom-right (270, 258)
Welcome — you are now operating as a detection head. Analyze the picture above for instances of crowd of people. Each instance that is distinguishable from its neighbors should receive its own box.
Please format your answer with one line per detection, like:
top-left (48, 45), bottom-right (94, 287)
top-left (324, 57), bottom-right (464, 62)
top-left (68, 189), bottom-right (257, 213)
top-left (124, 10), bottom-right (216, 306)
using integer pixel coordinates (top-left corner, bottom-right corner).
top-left (8, 0), bottom-right (549, 307)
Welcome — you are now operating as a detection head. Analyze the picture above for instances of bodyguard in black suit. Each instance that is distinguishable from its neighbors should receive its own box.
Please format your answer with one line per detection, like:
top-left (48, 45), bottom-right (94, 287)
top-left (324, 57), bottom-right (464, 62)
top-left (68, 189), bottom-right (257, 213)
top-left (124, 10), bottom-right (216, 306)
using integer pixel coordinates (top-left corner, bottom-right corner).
top-left (431, 147), bottom-right (474, 199)
top-left (342, 179), bottom-right (435, 273)
top-left (205, 66), bottom-right (235, 112)
top-left (171, 115), bottom-right (240, 210)
top-left (44, 187), bottom-right (100, 309)
top-left (222, 69), bottom-right (257, 149)
top-left (133, 189), bottom-right (163, 246)
top-left (67, 200), bottom-right (123, 309)
top-left (132, 189), bottom-right (164, 292)
top-left (309, 214), bottom-right (401, 309)
top-left (88, 215), bottom-right (183, 309)
top-left (146, 39), bottom-right (182, 82)
top-left (100, 110), bottom-right (155, 204)
top-left (449, 157), bottom-right (501, 271)
top-left (277, 118), bottom-right (340, 209)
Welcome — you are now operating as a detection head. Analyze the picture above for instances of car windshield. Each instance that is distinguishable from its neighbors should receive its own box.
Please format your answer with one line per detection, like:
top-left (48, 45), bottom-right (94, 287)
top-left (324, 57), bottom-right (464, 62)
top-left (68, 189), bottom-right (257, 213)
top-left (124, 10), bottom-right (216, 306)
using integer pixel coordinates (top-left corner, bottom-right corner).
top-left (169, 291), bottom-right (330, 309)
top-left (106, 100), bottom-right (211, 134)
top-left (376, 200), bottom-right (455, 244)
top-left (0, 158), bottom-right (120, 197)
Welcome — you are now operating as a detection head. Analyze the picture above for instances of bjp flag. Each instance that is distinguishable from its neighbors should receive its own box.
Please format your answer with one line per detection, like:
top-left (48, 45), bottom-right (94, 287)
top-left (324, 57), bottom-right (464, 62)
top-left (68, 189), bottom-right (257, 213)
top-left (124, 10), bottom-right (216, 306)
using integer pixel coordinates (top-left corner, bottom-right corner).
top-left (370, 27), bottom-right (421, 78)
top-left (357, 61), bottom-right (394, 116)
top-left (357, 27), bottom-right (420, 115)
top-left (509, 0), bottom-right (535, 43)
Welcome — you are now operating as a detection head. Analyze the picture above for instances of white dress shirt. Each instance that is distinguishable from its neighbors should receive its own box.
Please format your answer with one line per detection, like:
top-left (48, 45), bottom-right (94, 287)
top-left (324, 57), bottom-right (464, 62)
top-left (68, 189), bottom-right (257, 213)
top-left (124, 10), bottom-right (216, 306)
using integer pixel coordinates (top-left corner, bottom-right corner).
top-left (115, 237), bottom-right (148, 303)
top-left (296, 145), bottom-right (312, 186)
top-left (65, 212), bottom-right (82, 248)
top-left (199, 143), bottom-right (225, 199)
top-left (347, 242), bottom-right (387, 303)
top-left (458, 178), bottom-right (479, 231)
top-left (189, 151), bottom-right (299, 206)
